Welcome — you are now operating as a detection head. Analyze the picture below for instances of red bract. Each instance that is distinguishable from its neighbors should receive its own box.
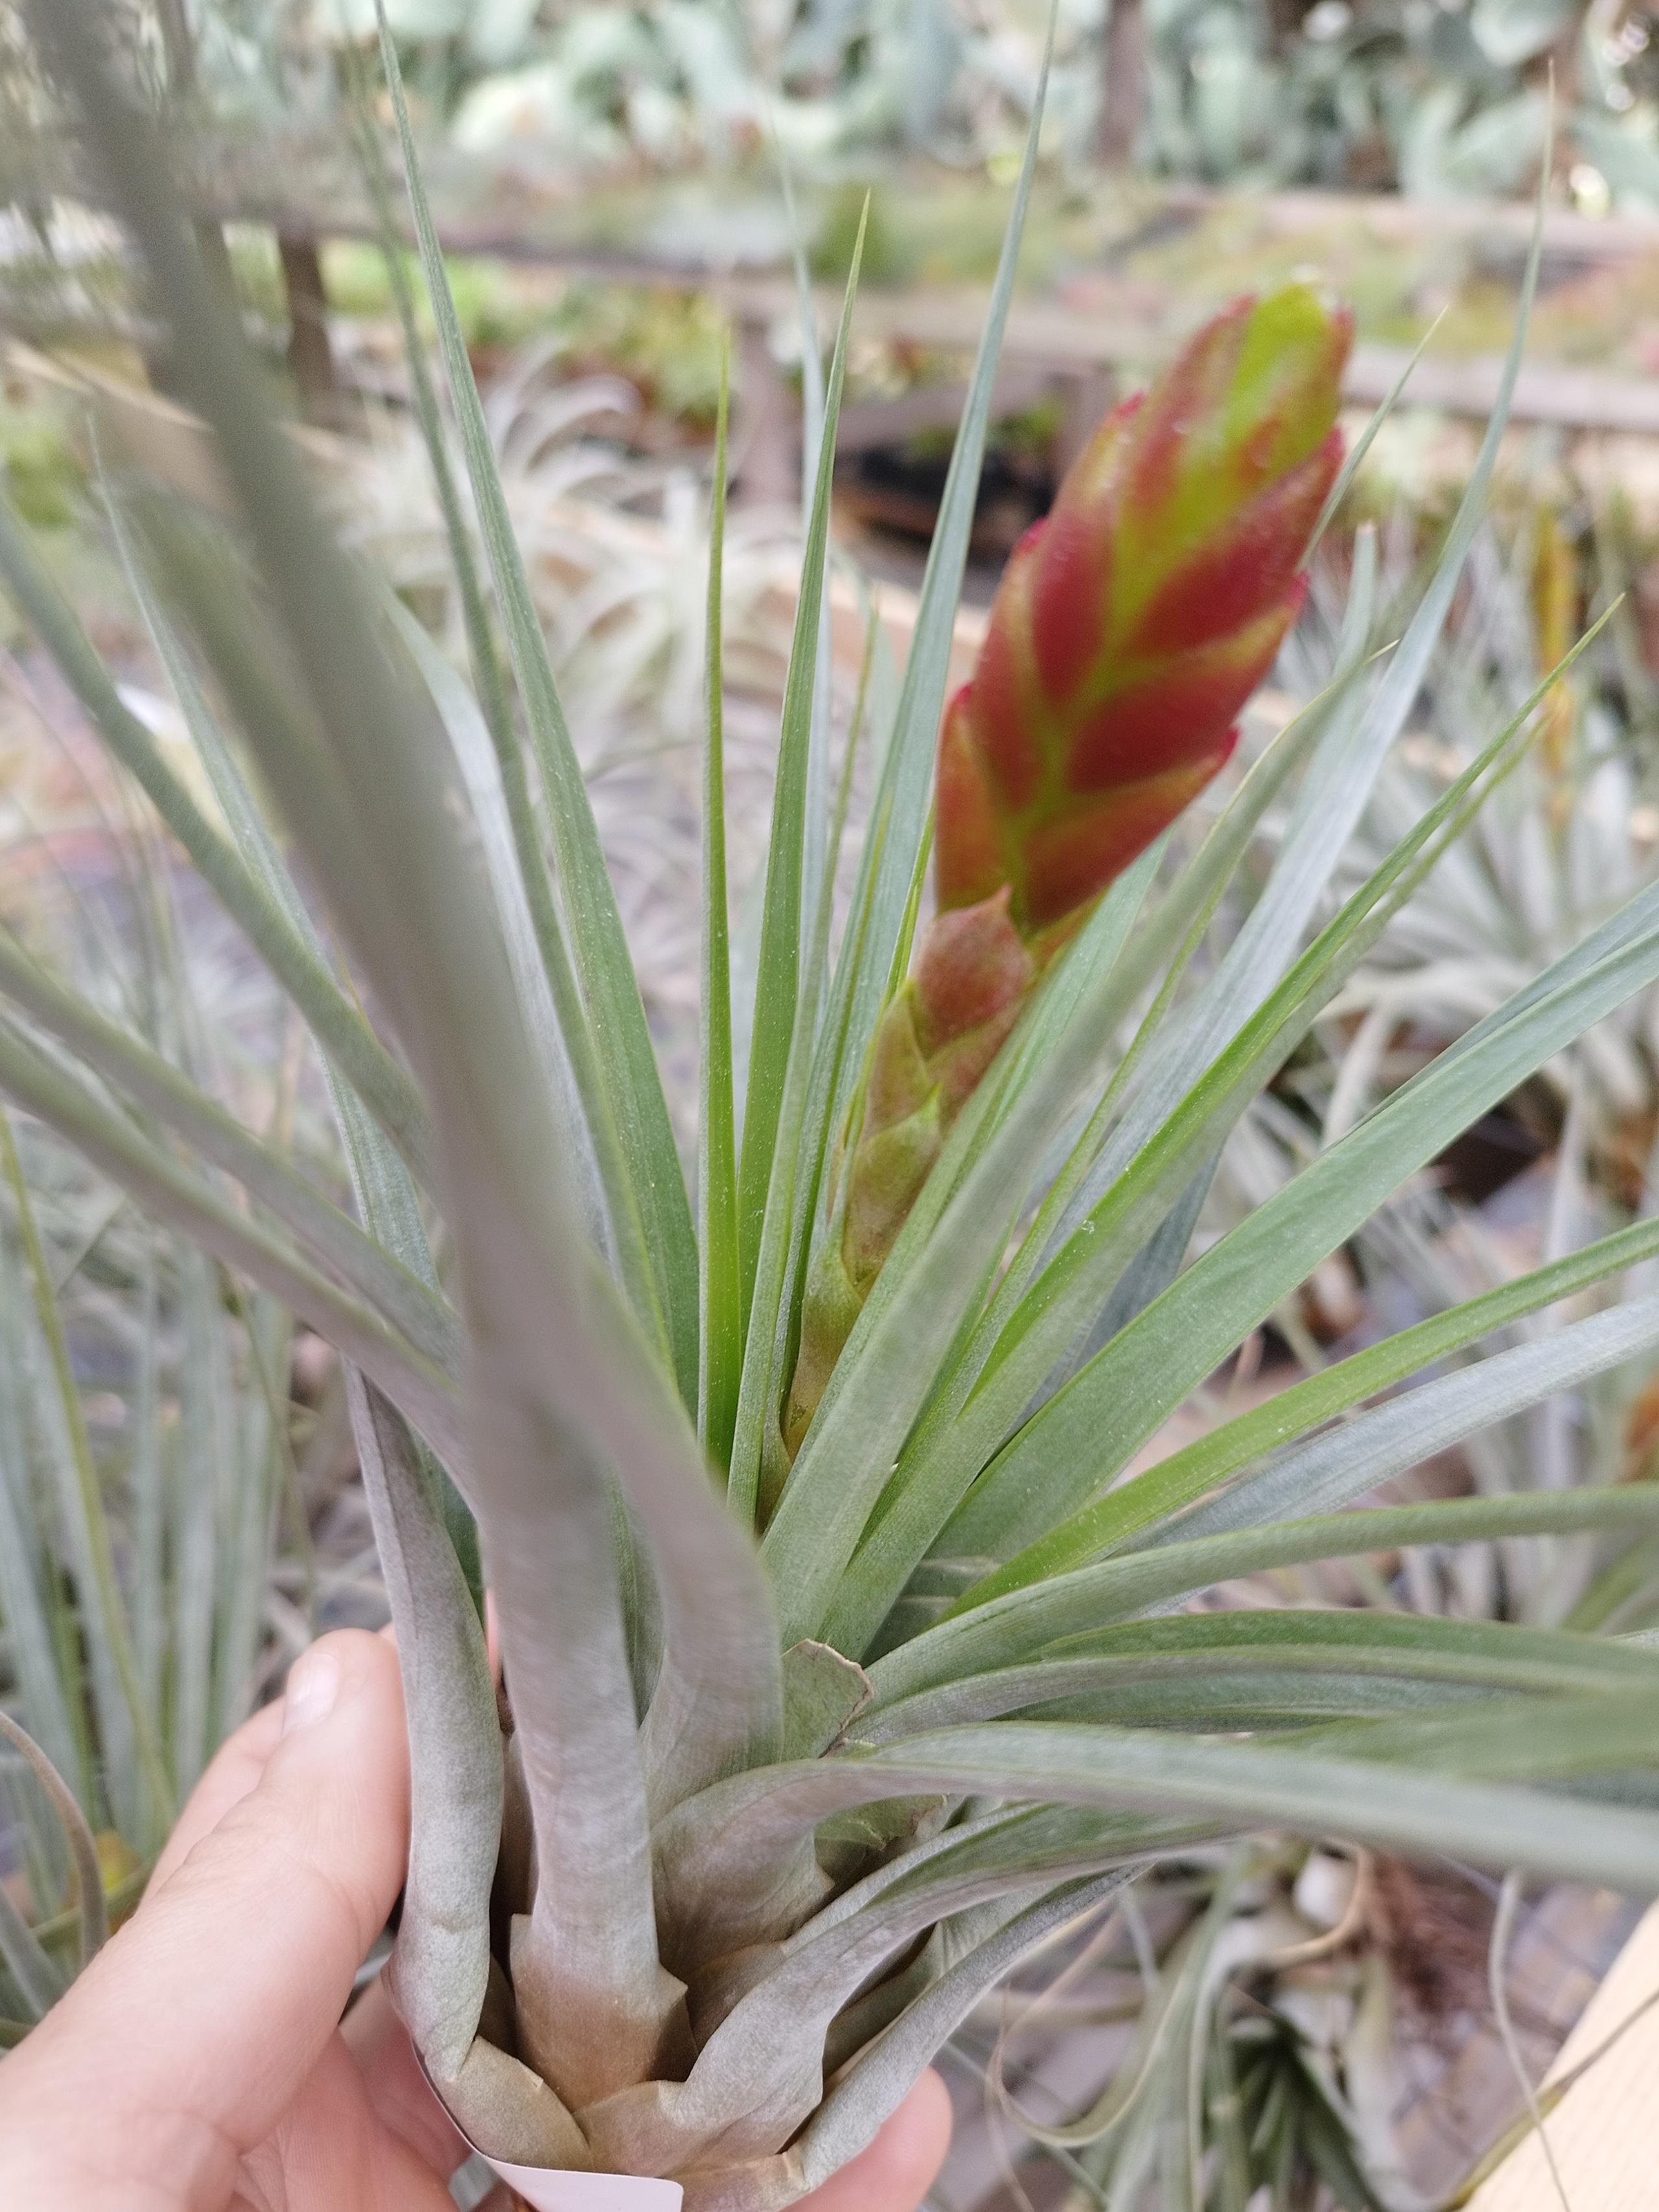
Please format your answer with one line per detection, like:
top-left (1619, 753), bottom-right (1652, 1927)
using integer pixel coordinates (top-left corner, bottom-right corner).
top-left (938, 283), bottom-right (1351, 941)
top-left (776, 284), bottom-right (1351, 1475)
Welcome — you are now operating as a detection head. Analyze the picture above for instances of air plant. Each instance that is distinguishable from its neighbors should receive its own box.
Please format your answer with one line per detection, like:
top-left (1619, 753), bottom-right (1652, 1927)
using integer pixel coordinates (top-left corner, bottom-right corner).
top-left (949, 1841), bottom-right (1417, 2212)
top-left (1306, 504), bottom-right (1659, 1154)
top-left (315, 0), bottom-right (1651, 202)
top-left (0, 898), bottom-right (298, 2042)
top-left (15, 8), bottom-right (1659, 2207)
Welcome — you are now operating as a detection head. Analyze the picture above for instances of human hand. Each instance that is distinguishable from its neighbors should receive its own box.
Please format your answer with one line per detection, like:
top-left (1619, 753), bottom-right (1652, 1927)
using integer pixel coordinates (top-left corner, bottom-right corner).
top-left (0, 1629), bottom-right (951, 2212)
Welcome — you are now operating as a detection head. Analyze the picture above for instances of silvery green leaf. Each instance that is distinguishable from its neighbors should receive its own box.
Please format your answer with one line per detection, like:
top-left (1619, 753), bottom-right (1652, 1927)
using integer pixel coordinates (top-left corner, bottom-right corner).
top-left (874, 1487), bottom-right (1659, 1706)
top-left (659, 1697), bottom-right (1659, 1954)
top-left (349, 1376), bottom-right (500, 2083)
top-left (950, 872), bottom-right (1659, 1571)
top-left (0, 927), bottom-right (460, 1380)
top-left (0, 1016), bottom-right (467, 1456)
top-left (862, 1607), bottom-right (1659, 1741)
top-left (796, 1874), bottom-right (1148, 2191)
top-left (0, 494), bottom-right (432, 1182)
top-left (1159, 1291), bottom-right (1659, 1549)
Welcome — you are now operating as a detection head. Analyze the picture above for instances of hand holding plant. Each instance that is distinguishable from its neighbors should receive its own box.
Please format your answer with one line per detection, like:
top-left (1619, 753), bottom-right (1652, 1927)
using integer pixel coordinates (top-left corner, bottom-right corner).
top-left (16, 8), bottom-right (1659, 2208)
top-left (0, 1631), bottom-right (951, 2212)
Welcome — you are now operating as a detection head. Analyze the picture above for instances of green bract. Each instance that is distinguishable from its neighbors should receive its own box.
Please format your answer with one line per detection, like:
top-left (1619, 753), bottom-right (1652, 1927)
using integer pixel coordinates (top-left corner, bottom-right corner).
top-left (10, 7), bottom-right (1659, 2205)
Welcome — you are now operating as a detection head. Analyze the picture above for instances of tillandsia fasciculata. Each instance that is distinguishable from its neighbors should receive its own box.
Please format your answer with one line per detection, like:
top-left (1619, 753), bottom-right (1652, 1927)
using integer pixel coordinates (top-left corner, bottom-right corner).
top-left (17, 8), bottom-right (1659, 2207)
top-left (781, 286), bottom-right (1352, 1461)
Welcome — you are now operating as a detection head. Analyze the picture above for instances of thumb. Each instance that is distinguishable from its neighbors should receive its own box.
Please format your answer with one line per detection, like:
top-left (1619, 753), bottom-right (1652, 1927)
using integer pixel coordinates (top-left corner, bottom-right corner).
top-left (800, 2072), bottom-right (953, 2211)
top-left (0, 1630), bottom-right (411, 2207)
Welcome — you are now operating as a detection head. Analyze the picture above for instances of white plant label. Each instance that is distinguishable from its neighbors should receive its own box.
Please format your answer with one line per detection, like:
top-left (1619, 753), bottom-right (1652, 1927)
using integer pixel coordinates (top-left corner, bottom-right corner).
top-left (483, 2160), bottom-right (684, 2211)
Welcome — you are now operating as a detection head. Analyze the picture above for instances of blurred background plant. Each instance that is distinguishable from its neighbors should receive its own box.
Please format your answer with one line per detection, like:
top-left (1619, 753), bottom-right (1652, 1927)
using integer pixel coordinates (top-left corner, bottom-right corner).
top-left (4, 0), bottom-right (1659, 202)
top-left (0, 746), bottom-right (309, 2038)
top-left (129, 0), bottom-right (1659, 202)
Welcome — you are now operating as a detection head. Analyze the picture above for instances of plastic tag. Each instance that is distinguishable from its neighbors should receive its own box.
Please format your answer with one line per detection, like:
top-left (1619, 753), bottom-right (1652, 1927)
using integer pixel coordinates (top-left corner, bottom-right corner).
top-left (481, 2161), bottom-right (683, 2210)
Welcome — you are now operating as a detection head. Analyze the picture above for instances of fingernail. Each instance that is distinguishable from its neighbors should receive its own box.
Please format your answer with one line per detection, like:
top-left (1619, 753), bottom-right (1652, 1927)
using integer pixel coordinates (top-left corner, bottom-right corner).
top-left (281, 1648), bottom-right (342, 1734)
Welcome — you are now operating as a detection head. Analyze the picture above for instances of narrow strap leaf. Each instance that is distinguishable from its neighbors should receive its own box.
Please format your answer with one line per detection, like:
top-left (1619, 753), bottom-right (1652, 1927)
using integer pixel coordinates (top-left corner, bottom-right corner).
top-left (873, 1485), bottom-right (1659, 1703)
top-left (1152, 1290), bottom-right (1659, 1548)
top-left (1002, 1211), bottom-right (1659, 1592)
top-left (864, 1607), bottom-right (1659, 1742)
top-left (0, 926), bottom-right (459, 1377)
top-left (727, 220), bottom-right (867, 1526)
top-left (375, 6), bottom-right (697, 1405)
top-left (699, 338), bottom-right (741, 1471)
top-left (0, 493), bottom-right (432, 1183)
top-left (342, 48), bottom-right (515, 756)
top-left (347, 1376), bottom-right (499, 2082)
top-left (660, 1699), bottom-right (1659, 1953)
top-left (0, 1021), bottom-right (468, 1473)
top-left (0, 1112), bottom-right (172, 1840)
top-left (733, 204), bottom-right (868, 1347)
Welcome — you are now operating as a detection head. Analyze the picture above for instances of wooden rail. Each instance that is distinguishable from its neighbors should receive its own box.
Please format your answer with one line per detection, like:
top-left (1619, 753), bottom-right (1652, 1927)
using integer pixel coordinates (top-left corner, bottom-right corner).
top-left (179, 193), bottom-right (1659, 447)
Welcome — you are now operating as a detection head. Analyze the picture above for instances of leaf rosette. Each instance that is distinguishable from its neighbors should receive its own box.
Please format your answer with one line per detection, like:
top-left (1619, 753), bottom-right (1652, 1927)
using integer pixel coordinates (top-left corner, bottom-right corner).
top-left (10, 10), bottom-right (1659, 2206)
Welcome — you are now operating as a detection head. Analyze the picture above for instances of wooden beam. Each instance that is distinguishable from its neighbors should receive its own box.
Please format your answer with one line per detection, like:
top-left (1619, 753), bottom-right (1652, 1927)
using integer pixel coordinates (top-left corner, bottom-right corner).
top-left (110, 178), bottom-right (1659, 440)
top-left (833, 366), bottom-right (1054, 456)
top-left (203, 178), bottom-right (1659, 272)
top-left (1099, 0), bottom-right (1148, 169)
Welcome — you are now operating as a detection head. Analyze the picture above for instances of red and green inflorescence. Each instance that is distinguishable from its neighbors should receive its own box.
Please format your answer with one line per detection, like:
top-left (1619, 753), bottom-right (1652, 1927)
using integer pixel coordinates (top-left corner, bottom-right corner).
top-left (779, 283), bottom-right (1352, 1467)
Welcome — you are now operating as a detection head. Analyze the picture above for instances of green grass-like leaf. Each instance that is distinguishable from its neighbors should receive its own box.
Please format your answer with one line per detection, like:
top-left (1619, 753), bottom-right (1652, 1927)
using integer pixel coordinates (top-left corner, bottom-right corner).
top-left (699, 338), bottom-right (741, 1471)
top-left (376, 4), bottom-right (697, 1403)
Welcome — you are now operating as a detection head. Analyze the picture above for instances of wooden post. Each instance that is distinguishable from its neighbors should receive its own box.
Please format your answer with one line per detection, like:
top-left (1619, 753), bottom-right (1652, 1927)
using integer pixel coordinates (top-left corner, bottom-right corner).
top-left (277, 231), bottom-right (343, 427)
top-left (152, 0), bottom-right (238, 313)
top-left (1051, 365), bottom-right (1119, 482)
top-left (1098, 0), bottom-right (1148, 170)
top-left (734, 314), bottom-right (798, 508)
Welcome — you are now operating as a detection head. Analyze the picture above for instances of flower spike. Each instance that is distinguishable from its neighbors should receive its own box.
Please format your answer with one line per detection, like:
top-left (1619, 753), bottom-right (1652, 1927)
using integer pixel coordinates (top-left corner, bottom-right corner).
top-left (778, 284), bottom-right (1351, 1473)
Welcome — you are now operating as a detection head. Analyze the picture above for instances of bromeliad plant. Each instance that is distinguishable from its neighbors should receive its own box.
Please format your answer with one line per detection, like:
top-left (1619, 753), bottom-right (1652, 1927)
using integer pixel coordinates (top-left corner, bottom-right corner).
top-left (17, 8), bottom-right (1659, 2204)
top-left (0, 1116), bottom-right (296, 2038)
top-left (0, 736), bottom-right (306, 2039)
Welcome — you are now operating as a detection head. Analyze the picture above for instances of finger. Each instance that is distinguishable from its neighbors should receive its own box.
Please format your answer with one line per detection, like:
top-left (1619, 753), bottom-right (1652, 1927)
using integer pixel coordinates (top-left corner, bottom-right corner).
top-left (148, 1625), bottom-right (399, 1893)
top-left (799, 2071), bottom-right (953, 2212)
top-left (0, 1629), bottom-right (410, 2211)
top-left (246, 2033), bottom-right (458, 2212)
top-left (146, 1696), bottom-right (286, 1892)
top-left (342, 1977), bottom-right (470, 2180)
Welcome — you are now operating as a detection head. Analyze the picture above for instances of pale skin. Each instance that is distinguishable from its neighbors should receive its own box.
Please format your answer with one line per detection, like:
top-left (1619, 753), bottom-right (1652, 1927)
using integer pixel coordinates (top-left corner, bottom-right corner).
top-left (0, 1630), bottom-right (952, 2212)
